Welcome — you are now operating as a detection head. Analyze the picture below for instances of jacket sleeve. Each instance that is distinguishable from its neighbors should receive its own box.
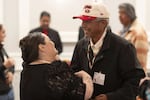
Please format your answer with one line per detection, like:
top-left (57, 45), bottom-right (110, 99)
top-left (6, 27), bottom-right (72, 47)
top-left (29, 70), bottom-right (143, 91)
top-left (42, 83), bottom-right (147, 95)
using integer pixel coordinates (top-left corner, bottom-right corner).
top-left (71, 42), bottom-right (82, 72)
top-left (0, 65), bottom-right (6, 72)
top-left (134, 34), bottom-right (149, 71)
top-left (2, 48), bottom-right (15, 74)
top-left (0, 59), bottom-right (6, 80)
top-left (106, 44), bottom-right (145, 100)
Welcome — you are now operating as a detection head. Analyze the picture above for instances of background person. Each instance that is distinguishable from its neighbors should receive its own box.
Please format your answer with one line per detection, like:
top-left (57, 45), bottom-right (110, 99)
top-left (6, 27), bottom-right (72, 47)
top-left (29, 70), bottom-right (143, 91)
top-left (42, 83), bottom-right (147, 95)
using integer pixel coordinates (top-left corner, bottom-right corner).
top-left (0, 24), bottom-right (15, 100)
top-left (30, 11), bottom-right (63, 54)
top-left (118, 3), bottom-right (149, 72)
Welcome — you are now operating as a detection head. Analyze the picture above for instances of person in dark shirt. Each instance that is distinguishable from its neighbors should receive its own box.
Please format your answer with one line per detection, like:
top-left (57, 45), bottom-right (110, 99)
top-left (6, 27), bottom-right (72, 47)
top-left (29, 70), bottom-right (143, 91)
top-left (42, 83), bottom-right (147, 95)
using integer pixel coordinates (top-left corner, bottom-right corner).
top-left (0, 24), bottom-right (15, 100)
top-left (29, 11), bottom-right (63, 54)
top-left (19, 32), bottom-right (93, 100)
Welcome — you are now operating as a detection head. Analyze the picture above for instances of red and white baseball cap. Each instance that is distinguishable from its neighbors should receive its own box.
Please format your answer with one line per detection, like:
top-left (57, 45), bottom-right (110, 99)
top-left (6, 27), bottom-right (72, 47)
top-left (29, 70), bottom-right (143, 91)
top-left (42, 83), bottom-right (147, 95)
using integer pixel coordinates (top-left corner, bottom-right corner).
top-left (73, 2), bottom-right (109, 21)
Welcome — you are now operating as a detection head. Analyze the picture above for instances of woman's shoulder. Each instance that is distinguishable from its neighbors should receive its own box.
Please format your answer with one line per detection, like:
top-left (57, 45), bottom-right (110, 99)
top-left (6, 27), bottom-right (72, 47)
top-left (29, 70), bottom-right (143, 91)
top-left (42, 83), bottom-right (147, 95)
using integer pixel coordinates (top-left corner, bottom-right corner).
top-left (45, 60), bottom-right (86, 100)
top-left (23, 61), bottom-right (69, 72)
top-left (48, 60), bottom-right (71, 75)
top-left (51, 60), bottom-right (68, 67)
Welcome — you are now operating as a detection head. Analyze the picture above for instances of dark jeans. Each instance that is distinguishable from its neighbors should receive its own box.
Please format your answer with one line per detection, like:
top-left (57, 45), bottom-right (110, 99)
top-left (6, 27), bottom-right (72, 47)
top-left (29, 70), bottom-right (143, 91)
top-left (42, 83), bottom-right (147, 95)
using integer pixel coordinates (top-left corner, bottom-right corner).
top-left (0, 88), bottom-right (14, 100)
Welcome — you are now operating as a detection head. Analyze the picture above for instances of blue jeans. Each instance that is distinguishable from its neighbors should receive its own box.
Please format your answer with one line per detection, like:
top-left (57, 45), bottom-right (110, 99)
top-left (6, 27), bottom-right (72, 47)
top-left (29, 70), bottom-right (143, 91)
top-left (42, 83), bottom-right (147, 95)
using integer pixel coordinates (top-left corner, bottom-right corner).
top-left (0, 89), bottom-right (14, 100)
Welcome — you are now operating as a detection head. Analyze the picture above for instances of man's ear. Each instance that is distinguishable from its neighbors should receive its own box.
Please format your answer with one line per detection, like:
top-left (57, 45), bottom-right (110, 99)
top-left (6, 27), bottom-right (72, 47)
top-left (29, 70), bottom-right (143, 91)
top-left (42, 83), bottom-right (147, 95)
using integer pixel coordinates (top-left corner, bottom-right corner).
top-left (38, 44), bottom-right (45, 52)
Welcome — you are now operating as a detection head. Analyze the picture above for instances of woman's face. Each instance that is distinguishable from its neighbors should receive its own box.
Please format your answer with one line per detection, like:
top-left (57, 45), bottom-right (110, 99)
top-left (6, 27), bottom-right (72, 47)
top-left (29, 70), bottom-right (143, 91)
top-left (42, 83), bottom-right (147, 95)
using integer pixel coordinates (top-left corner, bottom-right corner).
top-left (41, 34), bottom-right (58, 58)
top-left (0, 27), bottom-right (6, 42)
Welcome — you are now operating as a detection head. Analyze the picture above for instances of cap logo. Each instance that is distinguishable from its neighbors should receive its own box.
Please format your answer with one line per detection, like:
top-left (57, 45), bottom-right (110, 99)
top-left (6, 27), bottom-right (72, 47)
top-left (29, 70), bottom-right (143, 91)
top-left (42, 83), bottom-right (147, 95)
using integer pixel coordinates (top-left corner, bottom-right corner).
top-left (84, 5), bottom-right (92, 13)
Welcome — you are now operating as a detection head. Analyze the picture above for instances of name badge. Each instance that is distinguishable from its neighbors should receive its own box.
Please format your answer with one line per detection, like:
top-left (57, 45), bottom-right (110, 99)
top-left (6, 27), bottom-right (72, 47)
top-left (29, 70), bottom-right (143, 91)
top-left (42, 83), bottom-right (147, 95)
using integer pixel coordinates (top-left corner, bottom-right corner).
top-left (93, 72), bottom-right (105, 85)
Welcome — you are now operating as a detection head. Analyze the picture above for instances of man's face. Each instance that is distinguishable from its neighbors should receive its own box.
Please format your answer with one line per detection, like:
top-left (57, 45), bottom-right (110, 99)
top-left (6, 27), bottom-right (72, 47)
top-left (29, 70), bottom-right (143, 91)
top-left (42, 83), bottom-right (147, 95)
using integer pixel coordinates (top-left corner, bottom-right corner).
top-left (119, 9), bottom-right (130, 26)
top-left (81, 19), bottom-right (105, 38)
top-left (40, 16), bottom-right (50, 29)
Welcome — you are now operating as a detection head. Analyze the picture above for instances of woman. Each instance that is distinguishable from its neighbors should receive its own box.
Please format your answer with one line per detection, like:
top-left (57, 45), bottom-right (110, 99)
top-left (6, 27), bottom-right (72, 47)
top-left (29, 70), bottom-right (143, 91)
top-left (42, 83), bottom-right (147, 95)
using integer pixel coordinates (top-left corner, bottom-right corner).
top-left (0, 24), bottom-right (15, 100)
top-left (19, 32), bottom-right (93, 100)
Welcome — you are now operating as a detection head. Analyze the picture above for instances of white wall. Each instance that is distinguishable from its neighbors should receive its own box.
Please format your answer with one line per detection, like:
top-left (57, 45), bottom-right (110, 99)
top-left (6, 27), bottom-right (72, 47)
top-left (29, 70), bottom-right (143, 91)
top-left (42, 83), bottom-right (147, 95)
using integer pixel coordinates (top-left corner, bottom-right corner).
top-left (3, 0), bottom-right (20, 53)
top-left (145, 0), bottom-right (150, 32)
top-left (18, 0), bottom-right (30, 39)
top-left (29, 0), bottom-right (95, 43)
top-left (0, 0), bottom-right (4, 24)
top-left (29, 0), bottom-right (92, 32)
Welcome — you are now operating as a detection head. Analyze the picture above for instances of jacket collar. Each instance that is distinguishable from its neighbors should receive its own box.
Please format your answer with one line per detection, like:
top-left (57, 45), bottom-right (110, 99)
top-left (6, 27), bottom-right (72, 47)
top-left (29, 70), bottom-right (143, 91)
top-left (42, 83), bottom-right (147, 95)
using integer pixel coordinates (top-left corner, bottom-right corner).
top-left (99, 28), bottom-right (111, 53)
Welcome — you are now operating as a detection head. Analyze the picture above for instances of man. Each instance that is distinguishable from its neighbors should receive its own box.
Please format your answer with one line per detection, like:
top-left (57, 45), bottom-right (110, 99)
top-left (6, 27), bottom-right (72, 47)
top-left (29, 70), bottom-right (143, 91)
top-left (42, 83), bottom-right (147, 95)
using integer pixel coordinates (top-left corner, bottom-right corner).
top-left (71, 2), bottom-right (145, 100)
top-left (118, 3), bottom-right (149, 72)
top-left (30, 11), bottom-right (63, 54)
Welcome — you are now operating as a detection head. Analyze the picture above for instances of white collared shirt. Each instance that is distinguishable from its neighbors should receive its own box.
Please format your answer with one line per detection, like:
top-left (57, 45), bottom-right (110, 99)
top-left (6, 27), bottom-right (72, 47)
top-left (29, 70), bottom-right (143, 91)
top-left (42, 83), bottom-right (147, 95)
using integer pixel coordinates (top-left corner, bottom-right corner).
top-left (90, 28), bottom-right (107, 56)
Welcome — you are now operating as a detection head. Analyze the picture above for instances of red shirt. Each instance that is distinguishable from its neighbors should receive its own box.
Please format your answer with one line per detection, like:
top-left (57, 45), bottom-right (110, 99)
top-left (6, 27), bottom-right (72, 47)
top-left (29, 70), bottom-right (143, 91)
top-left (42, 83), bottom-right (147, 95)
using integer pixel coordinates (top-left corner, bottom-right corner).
top-left (42, 29), bottom-right (48, 35)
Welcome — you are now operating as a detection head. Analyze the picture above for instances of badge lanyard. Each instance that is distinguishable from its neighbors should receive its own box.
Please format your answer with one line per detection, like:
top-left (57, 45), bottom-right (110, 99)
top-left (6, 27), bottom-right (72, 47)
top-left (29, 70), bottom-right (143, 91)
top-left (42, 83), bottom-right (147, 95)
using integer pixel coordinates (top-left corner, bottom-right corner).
top-left (87, 45), bottom-right (96, 69)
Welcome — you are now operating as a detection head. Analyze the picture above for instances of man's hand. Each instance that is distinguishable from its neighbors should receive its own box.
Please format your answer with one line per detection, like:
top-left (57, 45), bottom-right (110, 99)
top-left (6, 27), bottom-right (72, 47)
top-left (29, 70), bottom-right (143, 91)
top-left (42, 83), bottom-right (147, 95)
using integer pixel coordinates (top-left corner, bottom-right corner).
top-left (5, 72), bottom-right (13, 84)
top-left (3, 58), bottom-right (15, 68)
top-left (95, 94), bottom-right (107, 100)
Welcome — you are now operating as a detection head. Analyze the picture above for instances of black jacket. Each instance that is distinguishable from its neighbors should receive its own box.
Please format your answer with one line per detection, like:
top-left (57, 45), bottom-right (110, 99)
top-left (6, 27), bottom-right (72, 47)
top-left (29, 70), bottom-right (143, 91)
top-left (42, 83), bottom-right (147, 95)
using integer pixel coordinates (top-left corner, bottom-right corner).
top-left (20, 61), bottom-right (85, 100)
top-left (30, 27), bottom-right (63, 54)
top-left (0, 45), bottom-right (14, 94)
top-left (78, 26), bottom-right (85, 41)
top-left (71, 29), bottom-right (145, 100)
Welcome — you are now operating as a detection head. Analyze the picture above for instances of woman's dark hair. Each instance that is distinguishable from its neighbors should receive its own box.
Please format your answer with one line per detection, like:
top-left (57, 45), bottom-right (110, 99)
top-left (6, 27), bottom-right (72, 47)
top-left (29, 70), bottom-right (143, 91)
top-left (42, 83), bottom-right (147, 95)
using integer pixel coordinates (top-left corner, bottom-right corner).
top-left (19, 32), bottom-right (45, 64)
top-left (40, 11), bottom-right (51, 19)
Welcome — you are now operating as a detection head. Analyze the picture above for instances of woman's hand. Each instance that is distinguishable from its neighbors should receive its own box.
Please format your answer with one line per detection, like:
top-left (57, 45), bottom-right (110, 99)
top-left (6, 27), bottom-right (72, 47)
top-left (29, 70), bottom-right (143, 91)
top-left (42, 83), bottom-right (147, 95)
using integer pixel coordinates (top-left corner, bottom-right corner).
top-left (75, 70), bottom-right (93, 100)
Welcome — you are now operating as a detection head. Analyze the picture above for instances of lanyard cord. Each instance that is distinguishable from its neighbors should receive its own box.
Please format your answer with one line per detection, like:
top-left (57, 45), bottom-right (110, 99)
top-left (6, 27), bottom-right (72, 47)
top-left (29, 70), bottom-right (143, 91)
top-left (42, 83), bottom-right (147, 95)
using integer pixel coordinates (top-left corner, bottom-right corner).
top-left (87, 45), bottom-right (96, 69)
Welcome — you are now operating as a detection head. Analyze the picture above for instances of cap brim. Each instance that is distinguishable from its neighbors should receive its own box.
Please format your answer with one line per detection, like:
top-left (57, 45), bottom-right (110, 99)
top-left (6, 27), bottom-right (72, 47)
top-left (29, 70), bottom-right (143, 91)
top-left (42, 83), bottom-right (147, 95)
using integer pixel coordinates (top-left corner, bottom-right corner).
top-left (73, 15), bottom-right (97, 21)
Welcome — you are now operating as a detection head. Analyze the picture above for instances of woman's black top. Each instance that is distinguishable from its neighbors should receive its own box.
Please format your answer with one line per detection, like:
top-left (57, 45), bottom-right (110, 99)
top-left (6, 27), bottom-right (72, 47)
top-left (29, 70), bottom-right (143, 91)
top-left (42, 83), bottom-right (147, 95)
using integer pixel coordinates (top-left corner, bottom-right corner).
top-left (20, 61), bottom-right (85, 100)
